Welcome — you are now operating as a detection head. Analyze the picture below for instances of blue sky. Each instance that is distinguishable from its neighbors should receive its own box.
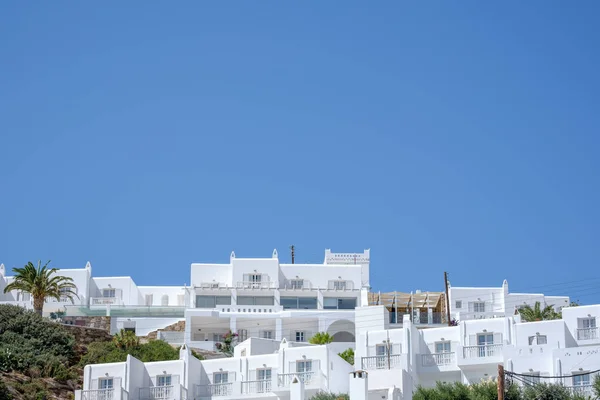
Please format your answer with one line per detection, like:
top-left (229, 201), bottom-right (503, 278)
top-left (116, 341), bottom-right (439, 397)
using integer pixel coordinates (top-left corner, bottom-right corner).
top-left (1, 2), bottom-right (599, 303)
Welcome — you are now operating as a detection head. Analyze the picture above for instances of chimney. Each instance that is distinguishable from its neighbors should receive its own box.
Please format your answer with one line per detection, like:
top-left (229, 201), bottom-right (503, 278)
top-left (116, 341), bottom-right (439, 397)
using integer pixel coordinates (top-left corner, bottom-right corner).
top-left (349, 370), bottom-right (368, 400)
top-left (290, 375), bottom-right (305, 400)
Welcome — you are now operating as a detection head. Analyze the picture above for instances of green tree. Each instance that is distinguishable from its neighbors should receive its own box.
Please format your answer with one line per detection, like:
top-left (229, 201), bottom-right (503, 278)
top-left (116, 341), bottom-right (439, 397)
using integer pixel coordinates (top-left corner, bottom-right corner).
top-left (519, 302), bottom-right (559, 322)
top-left (309, 332), bottom-right (334, 345)
top-left (338, 348), bottom-right (354, 365)
top-left (113, 329), bottom-right (140, 349)
top-left (3, 261), bottom-right (78, 315)
top-left (215, 330), bottom-right (238, 357)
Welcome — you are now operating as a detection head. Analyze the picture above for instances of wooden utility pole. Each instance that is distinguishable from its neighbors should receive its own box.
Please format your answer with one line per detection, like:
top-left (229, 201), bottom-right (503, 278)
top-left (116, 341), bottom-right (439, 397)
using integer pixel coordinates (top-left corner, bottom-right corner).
top-left (497, 364), bottom-right (505, 400)
top-left (444, 271), bottom-right (452, 326)
top-left (290, 245), bottom-right (295, 264)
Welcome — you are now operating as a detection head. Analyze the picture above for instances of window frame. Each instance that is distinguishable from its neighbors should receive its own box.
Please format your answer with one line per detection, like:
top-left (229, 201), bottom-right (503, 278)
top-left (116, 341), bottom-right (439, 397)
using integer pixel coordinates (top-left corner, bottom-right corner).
top-left (455, 300), bottom-right (462, 309)
top-left (157, 375), bottom-right (172, 387)
top-left (102, 289), bottom-right (116, 298)
top-left (435, 341), bottom-right (451, 353)
top-left (473, 301), bottom-right (486, 313)
top-left (214, 372), bottom-right (228, 384)
top-left (295, 331), bottom-right (306, 342)
top-left (99, 378), bottom-right (114, 390)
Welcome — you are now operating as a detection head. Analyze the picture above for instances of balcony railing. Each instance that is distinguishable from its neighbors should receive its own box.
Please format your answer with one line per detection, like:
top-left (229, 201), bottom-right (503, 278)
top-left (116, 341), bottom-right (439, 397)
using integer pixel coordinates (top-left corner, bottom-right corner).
top-left (462, 344), bottom-right (503, 359)
top-left (81, 389), bottom-right (115, 400)
top-left (241, 380), bottom-right (272, 394)
top-left (236, 281), bottom-right (276, 289)
top-left (565, 385), bottom-right (594, 397)
top-left (361, 354), bottom-right (403, 370)
top-left (139, 386), bottom-right (176, 400)
top-left (281, 280), bottom-right (313, 290)
top-left (218, 305), bottom-right (282, 313)
top-left (421, 352), bottom-right (455, 367)
top-left (91, 297), bottom-right (119, 306)
top-left (577, 327), bottom-right (599, 340)
top-left (195, 383), bottom-right (233, 397)
top-left (278, 372), bottom-right (321, 388)
top-left (459, 311), bottom-right (506, 320)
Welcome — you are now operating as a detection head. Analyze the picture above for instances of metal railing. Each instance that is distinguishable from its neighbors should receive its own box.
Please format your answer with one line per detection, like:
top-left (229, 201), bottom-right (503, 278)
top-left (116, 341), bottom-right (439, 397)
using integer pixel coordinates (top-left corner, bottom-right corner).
top-left (421, 352), bottom-right (455, 367)
top-left (282, 280), bottom-right (313, 290)
top-left (327, 280), bottom-right (355, 290)
top-left (361, 354), bottom-right (403, 370)
top-left (462, 344), bottom-right (503, 359)
top-left (577, 327), bottom-right (599, 340)
top-left (91, 297), bottom-right (119, 305)
top-left (241, 380), bottom-right (272, 394)
top-left (277, 372), bottom-right (320, 388)
top-left (195, 383), bottom-right (233, 397)
top-left (81, 389), bottom-right (114, 400)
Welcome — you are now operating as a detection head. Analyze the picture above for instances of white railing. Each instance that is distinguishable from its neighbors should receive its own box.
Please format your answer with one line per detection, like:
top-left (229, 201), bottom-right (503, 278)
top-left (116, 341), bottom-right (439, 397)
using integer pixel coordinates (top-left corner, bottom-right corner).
top-left (198, 282), bottom-right (227, 289)
top-left (462, 344), bottom-right (503, 359)
top-left (565, 385), bottom-right (594, 397)
top-left (361, 354), bottom-right (403, 370)
top-left (242, 380), bottom-right (272, 394)
top-left (282, 280), bottom-right (313, 290)
top-left (218, 305), bottom-right (282, 313)
top-left (81, 389), bottom-right (114, 400)
top-left (421, 352), bottom-right (455, 367)
top-left (459, 312), bottom-right (506, 320)
top-left (577, 327), bottom-right (599, 340)
top-left (326, 280), bottom-right (355, 290)
top-left (278, 372), bottom-right (321, 388)
top-left (236, 281), bottom-right (276, 289)
top-left (91, 297), bottom-right (119, 305)
top-left (139, 386), bottom-right (174, 400)
top-left (157, 331), bottom-right (185, 344)
top-left (195, 383), bottom-right (233, 397)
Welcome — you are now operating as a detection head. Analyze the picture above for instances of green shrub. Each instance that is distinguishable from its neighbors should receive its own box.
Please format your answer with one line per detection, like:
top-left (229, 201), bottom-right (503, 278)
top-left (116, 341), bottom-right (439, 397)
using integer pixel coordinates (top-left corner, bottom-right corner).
top-left (0, 378), bottom-right (13, 400)
top-left (13, 380), bottom-right (48, 400)
top-left (310, 392), bottom-right (350, 400)
top-left (337, 348), bottom-right (354, 365)
top-left (80, 339), bottom-right (180, 365)
top-left (522, 383), bottom-right (573, 400)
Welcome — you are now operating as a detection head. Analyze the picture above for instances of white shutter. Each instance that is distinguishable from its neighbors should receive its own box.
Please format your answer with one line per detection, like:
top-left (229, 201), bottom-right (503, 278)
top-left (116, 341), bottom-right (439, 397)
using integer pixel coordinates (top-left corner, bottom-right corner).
top-left (150, 376), bottom-right (157, 386)
top-left (468, 302), bottom-right (474, 312)
top-left (392, 343), bottom-right (401, 354)
top-left (263, 274), bottom-right (270, 282)
top-left (145, 294), bottom-right (153, 306)
top-left (91, 379), bottom-right (98, 390)
top-left (243, 274), bottom-right (250, 282)
top-left (493, 332), bottom-right (503, 345)
top-left (227, 372), bottom-right (236, 382)
top-left (249, 370), bottom-right (256, 381)
top-left (427, 342), bottom-right (435, 353)
top-left (289, 361), bottom-right (297, 373)
top-left (469, 334), bottom-right (477, 346)
top-left (177, 295), bottom-right (184, 306)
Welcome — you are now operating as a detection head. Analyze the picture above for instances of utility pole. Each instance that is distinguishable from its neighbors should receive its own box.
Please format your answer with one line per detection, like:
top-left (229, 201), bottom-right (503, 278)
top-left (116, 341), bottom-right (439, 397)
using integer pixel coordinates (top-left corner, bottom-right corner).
top-left (290, 245), bottom-right (295, 264)
top-left (497, 364), bottom-right (505, 400)
top-left (444, 271), bottom-right (452, 326)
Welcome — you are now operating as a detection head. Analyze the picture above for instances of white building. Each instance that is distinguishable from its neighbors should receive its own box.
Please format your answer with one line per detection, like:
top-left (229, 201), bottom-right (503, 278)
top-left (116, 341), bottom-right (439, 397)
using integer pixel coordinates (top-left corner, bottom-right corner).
top-left (449, 279), bottom-right (570, 321)
top-left (76, 338), bottom-right (354, 400)
top-left (75, 303), bottom-right (600, 400)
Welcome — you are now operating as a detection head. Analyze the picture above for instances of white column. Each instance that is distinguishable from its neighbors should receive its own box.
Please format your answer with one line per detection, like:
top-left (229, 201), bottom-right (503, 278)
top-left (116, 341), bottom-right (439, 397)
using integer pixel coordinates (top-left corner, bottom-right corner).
top-left (349, 371), bottom-right (368, 400)
top-left (317, 289), bottom-right (324, 309)
top-left (230, 317), bottom-right (237, 336)
top-left (290, 375), bottom-right (305, 400)
top-left (276, 318), bottom-right (283, 341)
top-left (428, 308), bottom-right (433, 324)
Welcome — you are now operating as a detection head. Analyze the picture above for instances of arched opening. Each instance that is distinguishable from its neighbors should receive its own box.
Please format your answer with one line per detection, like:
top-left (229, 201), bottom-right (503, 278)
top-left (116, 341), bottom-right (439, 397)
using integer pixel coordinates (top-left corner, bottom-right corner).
top-left (326, 319), bottom-right (356, 343)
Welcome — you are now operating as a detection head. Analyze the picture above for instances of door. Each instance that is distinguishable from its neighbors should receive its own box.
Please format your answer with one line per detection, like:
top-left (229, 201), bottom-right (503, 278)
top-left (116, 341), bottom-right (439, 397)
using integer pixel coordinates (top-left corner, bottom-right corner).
top-left (376, 344), bottom-right (387, 369)
top-left (257, 369), bottom-right (271, 392)
top-left (296, 360), bottom-right (313, 383)
top-left (477, 334), bottom-right (494, 357)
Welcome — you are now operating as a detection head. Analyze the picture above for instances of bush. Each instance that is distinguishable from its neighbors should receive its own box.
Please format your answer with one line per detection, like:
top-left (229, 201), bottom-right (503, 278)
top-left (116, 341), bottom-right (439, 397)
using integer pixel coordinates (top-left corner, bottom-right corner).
top-left (13, 380), bottom-right (48, 400)
top-left (0, 305), bottom-right (75, 376)
top-left (310, 392), bottom-right (349, 400)
top-left (0, 378), bottom-right (12, 400)
top-left (79, 339), bottom-right (181, 366)
top-left (338, 348), bottom-right (354, 365)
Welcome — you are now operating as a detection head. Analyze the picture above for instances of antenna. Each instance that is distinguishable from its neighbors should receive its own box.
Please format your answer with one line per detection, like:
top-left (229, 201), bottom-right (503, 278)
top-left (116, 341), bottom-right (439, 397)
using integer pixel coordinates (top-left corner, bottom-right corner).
top-left (290, 245), bottom-right (295, 264)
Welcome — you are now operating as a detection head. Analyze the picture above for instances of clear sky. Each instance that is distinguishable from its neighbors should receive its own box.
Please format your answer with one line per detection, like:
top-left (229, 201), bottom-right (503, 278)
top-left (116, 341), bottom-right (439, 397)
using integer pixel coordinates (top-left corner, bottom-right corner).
top-left (1, 2), bottom-right (599, 303)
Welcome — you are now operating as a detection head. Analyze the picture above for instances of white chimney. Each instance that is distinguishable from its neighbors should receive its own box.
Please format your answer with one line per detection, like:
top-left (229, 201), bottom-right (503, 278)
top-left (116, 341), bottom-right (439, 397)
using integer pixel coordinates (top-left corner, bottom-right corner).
top-left (349, 370), bottom-right (368, 400)
top-left (290, 375), bottom-right (305, 400)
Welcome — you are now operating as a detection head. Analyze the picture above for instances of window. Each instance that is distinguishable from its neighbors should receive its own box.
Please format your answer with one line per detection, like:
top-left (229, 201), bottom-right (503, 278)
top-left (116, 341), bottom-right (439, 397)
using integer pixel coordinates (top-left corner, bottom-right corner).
top-left (477, 333), bottom-right (494, 357)
top-left (528, 335), bottom-right (548, 345)
top-left (258, 368), bottom-right (272, 380)
top-left (295, 331), bottom-right (305, 342)
top-left (290, 279), bottom-right (304, 289)
top-left (280, 297), bottom-right (317, 310)
top-left (524, 372), bottom-right (540, 385)
top-left (102, 289), bottom-right (116, 298)
top-left (296, 360), bottom-right (312, 373)
top-left (573, 373), bottom-right (590, 387)
top-left (249, 274), bottom-right (262, 283)
top-left (214, 372), bottom-right (228, 384)
top-left (59, 287), bottom-right (72, 301)
top-left (435, 341), bottom-right (451, 353)
top-left (196, 296), bottom-right (231, 308)
top-left (473, 302), bottom-right (486, 313)
top-left (99, 378), bottom-right (113, 390)
top-left (238, 329), bottom-right (248, 342)
top-left (260, 330), bottom-right (274, 339)
top-left (157, 375), bottom-right (172, 387)
top-left (324, 297), bottom-right (357, 310)
top-left (161, 295), bottom-right (169, 306)
top-left (177, 294), bottom-right (185, 306)
top-left (580, 318), bottom-right (597, 329)
top-left (455, 300), bottom-right (462, 309)
top-left (237, 296), bottom-right (274, 306)
top-left (241, 349), bottom-right (246, 356)
top-left (333, 281), bottom-right (346, 290)
top-left (145, 294), bottom-right (153, 306)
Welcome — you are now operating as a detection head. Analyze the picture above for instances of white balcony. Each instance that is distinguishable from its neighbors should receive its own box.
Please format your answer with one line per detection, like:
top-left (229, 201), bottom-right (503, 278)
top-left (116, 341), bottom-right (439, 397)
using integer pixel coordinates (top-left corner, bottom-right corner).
top-left (459, 311), bottom-right (506, 320)
top-left (421, 352), bottom-right (456, 367)
top-left (236, 281), bottom-right (276, 289)
top-left (139, 385), bottom-right (182, 400)
top-left (458, 344), bottom-right (503, 366)
top-left (91, 297), bottom-right (120, 306)
top-left (80, 389), bottom-right (127, 400)
top-left (577, 327), bottom-right (599, 340)
top-left (241, 380), bottom-right (272, 394)
top-left (217, 305), bottom-right (282, 314)
top-left (565, 385), bottom-right (594, 397)
top-left (277, 371), bottom-right (323, 389)
top-left (195, 383), bottom-right (233, 397)
top-left (361, 354), bottom-right (404, 370)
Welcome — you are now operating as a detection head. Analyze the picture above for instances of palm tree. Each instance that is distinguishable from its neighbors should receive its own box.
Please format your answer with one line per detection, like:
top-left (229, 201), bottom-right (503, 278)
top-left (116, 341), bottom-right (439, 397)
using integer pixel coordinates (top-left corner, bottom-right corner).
top-left (309, 332), bottom-right (334, 345)
top-left (518, 301), bottom-right (559, 322)
top-left (113, 329), bottom-right (140, 349)
top-left (3, 260), bottom-right (78, 315)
